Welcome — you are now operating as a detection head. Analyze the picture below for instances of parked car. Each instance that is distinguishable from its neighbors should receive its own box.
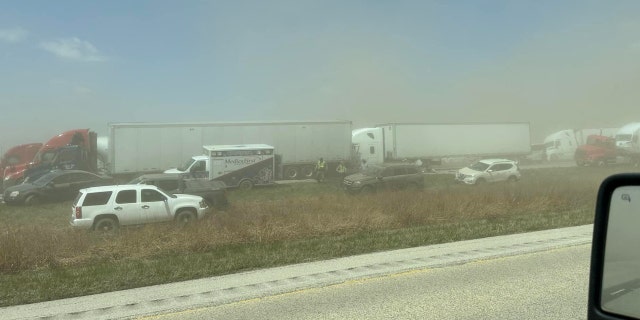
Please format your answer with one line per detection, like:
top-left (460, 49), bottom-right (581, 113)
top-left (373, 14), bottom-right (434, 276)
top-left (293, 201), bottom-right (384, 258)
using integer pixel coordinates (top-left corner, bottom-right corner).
top-left (3, 170), bottom-right (112, 205)
top-left (455, 159), bottom-right (521, 185)
top-left (70, 184), bottom-right (208, 231)
top-left (128, 173), bottom-right (229, 209)
top-left (342, 163), bottom-right (424, 194)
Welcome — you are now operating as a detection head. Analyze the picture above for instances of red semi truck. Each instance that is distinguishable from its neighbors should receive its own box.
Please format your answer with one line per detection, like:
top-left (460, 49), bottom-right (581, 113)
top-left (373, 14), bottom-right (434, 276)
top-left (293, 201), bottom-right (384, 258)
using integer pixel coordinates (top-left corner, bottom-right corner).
top-left (574, 135), bottom-right (616, 166)
top-left (1, 143), bottom-right (43, 182)
top-left (2, 129), bottom-right (97, 190)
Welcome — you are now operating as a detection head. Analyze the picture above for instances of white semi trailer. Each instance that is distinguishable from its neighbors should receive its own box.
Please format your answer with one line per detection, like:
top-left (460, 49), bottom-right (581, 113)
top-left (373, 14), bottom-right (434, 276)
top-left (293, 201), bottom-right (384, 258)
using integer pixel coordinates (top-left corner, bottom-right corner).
top-left (106, 121), bottom-right (353, 180)
top-left (352, 123), bottom-right (532, 166)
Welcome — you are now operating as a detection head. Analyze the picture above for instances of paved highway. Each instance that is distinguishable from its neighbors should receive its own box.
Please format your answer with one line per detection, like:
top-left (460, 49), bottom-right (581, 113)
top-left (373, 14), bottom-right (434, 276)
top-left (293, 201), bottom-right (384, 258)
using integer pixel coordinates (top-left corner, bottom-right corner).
top-left (148, 245), bottom-right (590, 320)
top-left (2, 225), bottom-right (592, 319)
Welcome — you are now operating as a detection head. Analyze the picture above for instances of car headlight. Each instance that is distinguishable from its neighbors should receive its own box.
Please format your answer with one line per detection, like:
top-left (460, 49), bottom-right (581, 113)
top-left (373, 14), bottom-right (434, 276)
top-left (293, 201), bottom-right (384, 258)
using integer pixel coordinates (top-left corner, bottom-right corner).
top-left (9, 191), bottom-right (19, 197)
top-left (354, 181), bottom-right (361, 185)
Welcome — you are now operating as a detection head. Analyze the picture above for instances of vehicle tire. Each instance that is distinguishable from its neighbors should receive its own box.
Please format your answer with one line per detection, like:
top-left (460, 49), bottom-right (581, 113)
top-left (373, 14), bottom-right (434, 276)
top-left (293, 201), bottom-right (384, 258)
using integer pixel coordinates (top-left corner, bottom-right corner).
top-left (94, 217), bottom-right (119, 232)
top-left (284, 166), bottom-right (298, 180)
top-left (238, 179), bottom-right (253, 190)
top-left (175, 209), bottom-right (196, 225)
top-left (507, 176), bottom-right (518, 183)
top-left (301, 165), bottom-right (315, 179)
top-left (475, 178), bottom-right (486, 186)
top-left (24, 194), bottom-right (40, 206)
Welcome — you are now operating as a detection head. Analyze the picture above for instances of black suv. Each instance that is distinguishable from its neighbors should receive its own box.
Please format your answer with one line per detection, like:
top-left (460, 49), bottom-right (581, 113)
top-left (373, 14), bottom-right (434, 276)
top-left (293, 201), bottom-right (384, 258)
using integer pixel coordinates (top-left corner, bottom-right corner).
top-left (342, 163), bottom-right (424, 194)
top-left (129, 173), bottom-right (229, 209)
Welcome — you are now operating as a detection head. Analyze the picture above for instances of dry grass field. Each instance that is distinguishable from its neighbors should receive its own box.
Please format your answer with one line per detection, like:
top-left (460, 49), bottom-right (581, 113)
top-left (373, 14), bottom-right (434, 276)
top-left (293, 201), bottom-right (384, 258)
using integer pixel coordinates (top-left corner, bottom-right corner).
top-left (0, 166), bottom-right (628, 306)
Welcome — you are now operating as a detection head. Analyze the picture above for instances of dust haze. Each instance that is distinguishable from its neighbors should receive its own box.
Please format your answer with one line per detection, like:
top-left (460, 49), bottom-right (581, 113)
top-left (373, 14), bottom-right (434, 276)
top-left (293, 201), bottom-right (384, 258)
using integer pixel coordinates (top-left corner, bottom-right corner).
top-left (1, 1), bottom-right (639, 150)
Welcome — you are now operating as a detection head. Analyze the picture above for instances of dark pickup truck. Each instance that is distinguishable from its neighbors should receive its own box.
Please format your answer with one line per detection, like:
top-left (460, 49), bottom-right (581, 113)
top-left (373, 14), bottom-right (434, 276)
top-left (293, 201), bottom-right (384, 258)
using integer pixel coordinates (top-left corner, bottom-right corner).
top-left (129, 173), bottom-right (229, 210)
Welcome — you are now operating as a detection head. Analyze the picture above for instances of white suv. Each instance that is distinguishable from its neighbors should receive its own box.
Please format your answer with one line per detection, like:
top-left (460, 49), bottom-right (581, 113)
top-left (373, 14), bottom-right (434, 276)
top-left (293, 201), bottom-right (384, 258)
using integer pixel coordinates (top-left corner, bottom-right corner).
top-left (455, 159), bottom-right (521, 185)
top-left (70, 184), bottom-right (208, 231)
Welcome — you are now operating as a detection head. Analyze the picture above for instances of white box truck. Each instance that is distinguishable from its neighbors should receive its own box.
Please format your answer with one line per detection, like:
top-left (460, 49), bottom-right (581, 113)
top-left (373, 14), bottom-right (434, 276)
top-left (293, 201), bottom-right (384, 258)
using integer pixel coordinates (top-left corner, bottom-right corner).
top-left (352, 123), bottom-right (531, 166)
top-left (106, 121), bottom-right (353, 180)
top-left (165, 144), bottom-right (275, 189)
top-left (543, 128), bottom-right (618, 161)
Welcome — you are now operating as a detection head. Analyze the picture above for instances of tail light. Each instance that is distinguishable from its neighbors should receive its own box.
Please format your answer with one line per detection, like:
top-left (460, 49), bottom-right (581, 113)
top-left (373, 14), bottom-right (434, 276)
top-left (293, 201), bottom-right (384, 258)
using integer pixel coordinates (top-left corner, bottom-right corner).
top-left (75, 206), bottom-right (82, 219)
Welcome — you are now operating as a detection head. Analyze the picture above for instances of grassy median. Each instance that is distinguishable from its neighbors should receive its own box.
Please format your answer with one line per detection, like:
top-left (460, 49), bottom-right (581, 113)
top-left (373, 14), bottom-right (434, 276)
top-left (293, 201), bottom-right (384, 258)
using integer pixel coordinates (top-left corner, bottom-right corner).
top-left (0, 165), bottom-right (628, 306)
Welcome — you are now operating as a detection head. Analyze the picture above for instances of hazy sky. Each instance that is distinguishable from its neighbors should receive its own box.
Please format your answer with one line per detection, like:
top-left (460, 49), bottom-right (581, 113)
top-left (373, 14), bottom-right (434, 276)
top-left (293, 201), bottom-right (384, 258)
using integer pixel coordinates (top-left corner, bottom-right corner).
top-left (1, 0), bottom-right (640, 151)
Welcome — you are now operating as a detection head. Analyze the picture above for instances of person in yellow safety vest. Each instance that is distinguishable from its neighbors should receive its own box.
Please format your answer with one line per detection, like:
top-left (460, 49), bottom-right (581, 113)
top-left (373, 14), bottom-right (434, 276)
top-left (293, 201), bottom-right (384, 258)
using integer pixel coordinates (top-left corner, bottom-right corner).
top-left (336, 161), bottom-right (347, 179)
top-left (315, 157), bottom-right (326, 182)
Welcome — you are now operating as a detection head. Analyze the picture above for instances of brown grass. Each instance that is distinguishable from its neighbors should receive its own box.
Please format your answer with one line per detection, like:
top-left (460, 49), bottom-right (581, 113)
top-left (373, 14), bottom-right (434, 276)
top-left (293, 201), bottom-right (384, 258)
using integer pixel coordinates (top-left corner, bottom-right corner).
top-left (0, 167), bottom-right (601, 274)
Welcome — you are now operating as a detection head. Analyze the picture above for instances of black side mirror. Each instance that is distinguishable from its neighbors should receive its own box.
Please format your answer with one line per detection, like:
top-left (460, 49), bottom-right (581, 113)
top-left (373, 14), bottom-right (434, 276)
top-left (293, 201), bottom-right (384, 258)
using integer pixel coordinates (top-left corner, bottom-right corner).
top-left (589, 173), bottom-right (640, 319)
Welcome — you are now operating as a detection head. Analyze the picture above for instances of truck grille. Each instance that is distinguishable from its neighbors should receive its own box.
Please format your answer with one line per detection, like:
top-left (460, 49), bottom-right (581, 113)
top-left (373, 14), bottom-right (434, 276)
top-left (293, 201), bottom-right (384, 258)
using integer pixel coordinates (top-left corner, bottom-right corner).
top-left (343, 180), bottom-right (353, 186)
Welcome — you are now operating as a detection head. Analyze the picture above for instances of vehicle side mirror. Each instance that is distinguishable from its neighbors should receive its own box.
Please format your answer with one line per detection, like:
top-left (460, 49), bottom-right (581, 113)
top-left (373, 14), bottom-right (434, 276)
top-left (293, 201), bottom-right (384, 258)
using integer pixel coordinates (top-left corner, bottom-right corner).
top-left (487, 169), bottom-right (494, 173)
top-left (589, 173), bottom-right (640, 319)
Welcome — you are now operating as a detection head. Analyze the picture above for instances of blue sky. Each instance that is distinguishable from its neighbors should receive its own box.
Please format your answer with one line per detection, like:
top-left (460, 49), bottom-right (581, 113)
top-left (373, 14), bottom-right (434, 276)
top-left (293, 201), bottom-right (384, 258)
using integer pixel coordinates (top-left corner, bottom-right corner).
top-left (1, 0), bottom-right (640, 150)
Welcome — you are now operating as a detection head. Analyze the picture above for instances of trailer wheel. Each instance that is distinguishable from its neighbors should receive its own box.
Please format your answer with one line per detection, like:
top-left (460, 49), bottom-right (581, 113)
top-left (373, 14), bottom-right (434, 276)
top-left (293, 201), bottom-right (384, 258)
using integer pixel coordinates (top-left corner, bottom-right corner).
top-left (284, 166), bottom-right (298, 180)
top-left (238, 179), bottom-right (254, 190)
top-left (301, 165), bottom-right (314, 178)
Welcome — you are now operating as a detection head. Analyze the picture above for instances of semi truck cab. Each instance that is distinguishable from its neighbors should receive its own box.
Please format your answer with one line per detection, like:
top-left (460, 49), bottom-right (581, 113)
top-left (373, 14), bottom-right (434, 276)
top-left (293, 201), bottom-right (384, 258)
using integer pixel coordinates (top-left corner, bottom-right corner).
top-left (0, 143), bottom-right (42, 183)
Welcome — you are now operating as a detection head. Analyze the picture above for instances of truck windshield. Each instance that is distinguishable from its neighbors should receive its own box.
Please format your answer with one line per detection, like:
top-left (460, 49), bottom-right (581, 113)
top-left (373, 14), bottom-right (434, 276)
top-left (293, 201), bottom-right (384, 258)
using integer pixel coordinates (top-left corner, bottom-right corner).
top-left (178, 158), bottom-right (196, 172)
top-left (617, 134), bottom-right (632, 142)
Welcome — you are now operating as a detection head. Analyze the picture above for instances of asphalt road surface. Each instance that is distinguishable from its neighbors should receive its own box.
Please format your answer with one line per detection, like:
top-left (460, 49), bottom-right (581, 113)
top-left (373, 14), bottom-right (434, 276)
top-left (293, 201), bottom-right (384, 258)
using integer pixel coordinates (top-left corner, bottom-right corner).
top-left (147, 244), bottom-right (590, 320)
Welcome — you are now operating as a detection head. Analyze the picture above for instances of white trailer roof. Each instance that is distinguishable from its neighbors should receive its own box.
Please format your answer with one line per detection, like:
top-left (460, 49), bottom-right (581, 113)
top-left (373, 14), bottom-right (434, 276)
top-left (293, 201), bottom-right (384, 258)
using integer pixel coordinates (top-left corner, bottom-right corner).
top-left (203, 144), bottom-right (274, 151)
top-left (109, 120), bottom-right (351, 128)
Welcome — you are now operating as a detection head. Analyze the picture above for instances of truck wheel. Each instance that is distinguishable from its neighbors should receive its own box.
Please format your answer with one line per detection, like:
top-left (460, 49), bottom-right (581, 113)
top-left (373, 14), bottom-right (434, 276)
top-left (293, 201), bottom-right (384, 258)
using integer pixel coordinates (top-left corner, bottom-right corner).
top-left (507, 176), bottom-right (518, 183)
top-left (284, 166), bottom-right (298, 180)
top-left (475, 178), bottom-right (486, 186)
top-left (94, 217), bottom-right (119, 232)
top-left (238, 179), bottom-right (253, 190)
top-left (24, 194), bottom-right (40, 206)
top-left (175, 209), bottom-right (196, 225)
top-left (301, 166), bottom-right (314, 178)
